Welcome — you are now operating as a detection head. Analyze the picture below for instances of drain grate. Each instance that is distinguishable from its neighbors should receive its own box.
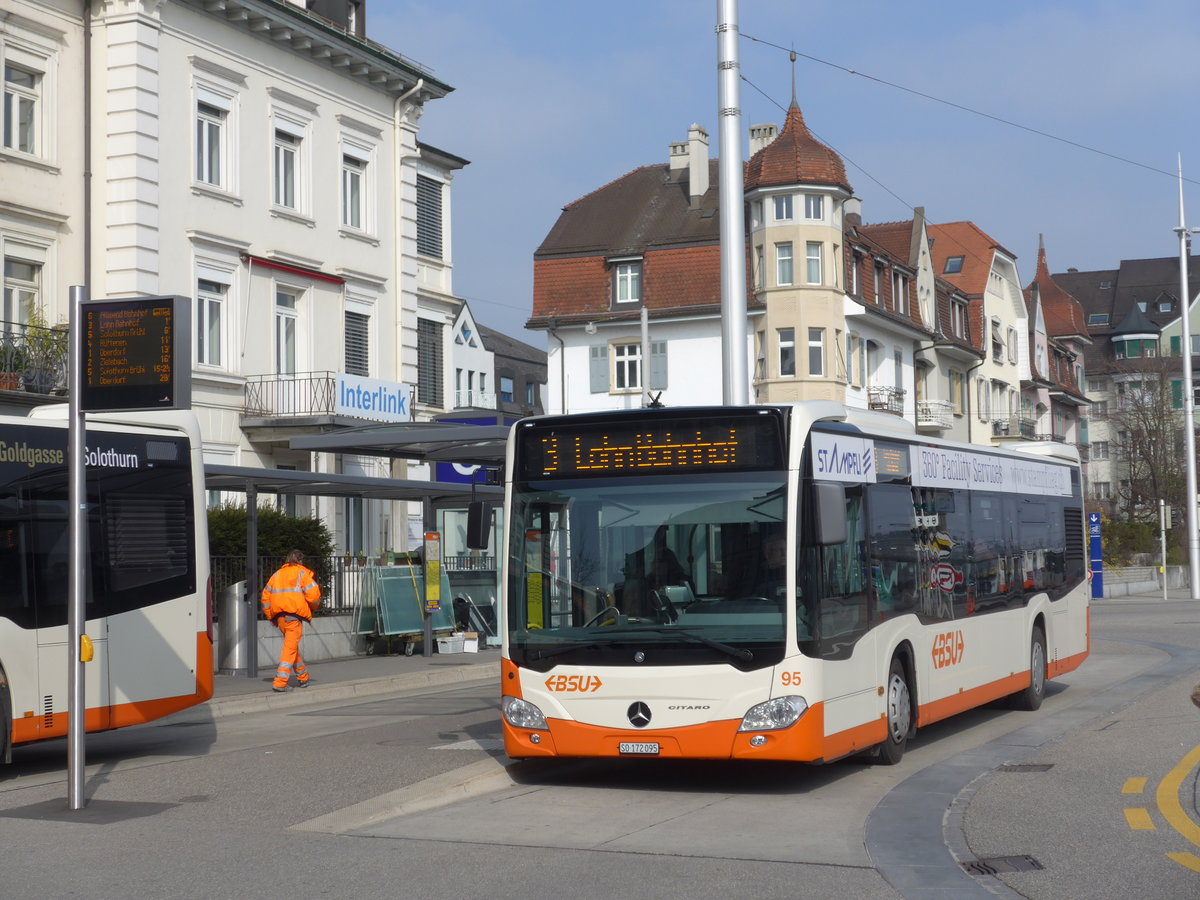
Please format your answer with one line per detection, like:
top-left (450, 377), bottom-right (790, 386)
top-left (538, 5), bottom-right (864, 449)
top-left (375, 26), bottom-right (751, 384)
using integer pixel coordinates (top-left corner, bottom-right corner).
top-left (996, 763), bottom-right (1053, 773)
top-left (961, 855), bottom-right (1044, 876)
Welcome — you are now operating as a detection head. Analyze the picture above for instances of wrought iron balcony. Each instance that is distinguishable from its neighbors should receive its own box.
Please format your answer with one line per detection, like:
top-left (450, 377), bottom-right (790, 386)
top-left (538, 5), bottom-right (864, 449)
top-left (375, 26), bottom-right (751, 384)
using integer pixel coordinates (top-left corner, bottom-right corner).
top-left (992, 416), bottom-right (1037, 439)
top-left (916, 399), bottom-right (954, 430)
top-left (0, 321), bottom-right (69, 395)
top-left (867, 385), bottom-right (905, 415)
top-left (244, 371), bottom-right (336, 417)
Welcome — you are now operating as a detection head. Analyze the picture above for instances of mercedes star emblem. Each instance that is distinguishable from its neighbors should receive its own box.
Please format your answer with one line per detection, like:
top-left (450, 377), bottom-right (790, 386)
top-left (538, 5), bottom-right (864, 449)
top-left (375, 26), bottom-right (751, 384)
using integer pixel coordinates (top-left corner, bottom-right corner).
top-left (627, 701), bottom-right (652, 728)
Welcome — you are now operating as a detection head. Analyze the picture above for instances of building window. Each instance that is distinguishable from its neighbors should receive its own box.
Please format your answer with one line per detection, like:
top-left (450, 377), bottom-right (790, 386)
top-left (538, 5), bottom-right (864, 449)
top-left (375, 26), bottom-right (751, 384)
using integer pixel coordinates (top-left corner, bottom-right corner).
top-left (196, 279), bottom-right (225, 367)
top-left (776, 242), bottom-right (793, 286)
top-left (1088, 377), bottom-right (1107, 392)
top-left (273, 129), bottom-right (298, 208)
top-left (849, 251), bottom-right (861, 296)
top-left (416, 174), bottom-right (443, 258)
top-left (499, 375), bottom-right (515, 403)
top-left (3, 257), bottom-right (39, 324)
top-left (773, 195), bottom-right (792, 221)
top-left (944, 256), bottom-right (964, 274)
top-left (805, 242), bottom-right (822, 285)
top-left (274, 289), bottom-right (298, 375)
top-left (614, 260), bottom-right (642, 304)
top-left (991, 322), bottom-right (1004, 361)
top-left (3, 64), bottom-right (39, 155)
top-left (1007, 327), bottom-right (1018, 364)
top-left (755, 245), bottom-right (764, 290)
top-left (847, 333), bottom-right (859, 385)
top-left (1092, 400), bottom-right (1108, 419)
top-left (873, 262), bottom-right (884, 303)
top-left (417, 318), bottom-right (443, 406)
top-left (525, 381), bottom-right (537, 406)
top-left (778, 328), bottom-right (795, 377)
top-left (949, 369), bottom-right (964, 414)
top-left (808, 328), bottom-right (824, 377)
top-left (195, 101), bottom-right (225, 186)
top-left (804, 194), bottom-right (822, 220)
top-left (891, 271), bottom-right (909, 315)
top-left (613, 342), bottom-right (642, 391)
top-left (1159, 299), bottom-right (1174, 312)
top-left (1092, 481), bottom-right (1111, 500)
top-left (1091, 441), bottom-right (1109, 461)
top-left (1087, 313), bottom-right (1109, 326)
top-left (950, 298), bottom-right (969, 339)
top-left (341, 153), bottom-right (365, 229)
top-left (344, 311), bottom-right (369, 376)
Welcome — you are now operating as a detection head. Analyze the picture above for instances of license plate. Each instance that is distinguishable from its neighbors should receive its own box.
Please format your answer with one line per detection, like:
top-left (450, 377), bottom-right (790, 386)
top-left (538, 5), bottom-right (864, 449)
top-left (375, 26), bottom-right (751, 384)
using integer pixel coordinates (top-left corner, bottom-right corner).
top-left (619, 742), bottom-right (660, 755)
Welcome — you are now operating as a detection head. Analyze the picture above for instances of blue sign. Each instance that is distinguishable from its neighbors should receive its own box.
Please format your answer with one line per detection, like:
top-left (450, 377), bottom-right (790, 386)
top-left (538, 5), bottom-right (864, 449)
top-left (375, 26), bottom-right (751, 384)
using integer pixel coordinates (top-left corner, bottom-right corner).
top-left (1088, 512), bottom-right (1103, 599)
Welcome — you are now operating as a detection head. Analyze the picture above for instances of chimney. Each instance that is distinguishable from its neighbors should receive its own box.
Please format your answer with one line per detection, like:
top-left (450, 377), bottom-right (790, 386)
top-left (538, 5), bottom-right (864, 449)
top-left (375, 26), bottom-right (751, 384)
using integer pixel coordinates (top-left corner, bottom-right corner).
top-left (843, 196), bottom-right (862, 226)
top-left (669, 140), bottom-right (688, 172)
top-left (687, 123), bottom-right (709, 200)
top-left (748, 123), bottom-right (778, 156)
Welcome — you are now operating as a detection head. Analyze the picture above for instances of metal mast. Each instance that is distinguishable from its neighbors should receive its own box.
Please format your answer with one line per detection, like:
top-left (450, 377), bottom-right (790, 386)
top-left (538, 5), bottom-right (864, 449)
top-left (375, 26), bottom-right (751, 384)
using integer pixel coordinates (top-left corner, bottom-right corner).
top-left (1175, 157), bottom-right (1200, 599)
top-left (717, 0), bottom-right (748, 405)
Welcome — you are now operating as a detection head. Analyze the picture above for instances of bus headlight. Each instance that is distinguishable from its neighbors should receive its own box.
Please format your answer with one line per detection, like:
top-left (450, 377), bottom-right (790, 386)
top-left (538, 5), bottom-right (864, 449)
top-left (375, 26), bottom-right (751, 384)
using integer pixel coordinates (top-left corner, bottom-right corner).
top-left (738, 696), bottom-right (808, 732)
top-left (502, 696), bottom-right (548, 730)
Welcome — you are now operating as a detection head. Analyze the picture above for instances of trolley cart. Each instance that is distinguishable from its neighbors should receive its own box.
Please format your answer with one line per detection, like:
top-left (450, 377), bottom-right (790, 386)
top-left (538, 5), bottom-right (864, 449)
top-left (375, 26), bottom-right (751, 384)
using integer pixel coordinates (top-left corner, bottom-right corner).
top-left (353, 562), bottom-right (457, 655)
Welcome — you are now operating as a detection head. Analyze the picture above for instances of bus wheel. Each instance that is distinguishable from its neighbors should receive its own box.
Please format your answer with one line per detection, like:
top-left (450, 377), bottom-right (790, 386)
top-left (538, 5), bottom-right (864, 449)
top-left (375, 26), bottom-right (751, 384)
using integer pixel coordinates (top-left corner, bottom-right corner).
top-left (876, 656), bottom-right (912, 765)
top-left (1010, 626), bottom-right (1047, 711)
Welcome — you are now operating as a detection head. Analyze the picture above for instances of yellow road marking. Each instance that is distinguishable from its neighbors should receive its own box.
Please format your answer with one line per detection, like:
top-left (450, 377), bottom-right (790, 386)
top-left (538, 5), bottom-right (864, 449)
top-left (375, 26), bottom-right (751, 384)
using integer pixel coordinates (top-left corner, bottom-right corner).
top-left (1155, 744), bottom-right (1200, 849)
top-left (1125, 808), bottom-right (1156, 831)
top-left (1122, 777), bottom-right (1148, 794)
top-left (1166, 852), bottom-right (1200, 873)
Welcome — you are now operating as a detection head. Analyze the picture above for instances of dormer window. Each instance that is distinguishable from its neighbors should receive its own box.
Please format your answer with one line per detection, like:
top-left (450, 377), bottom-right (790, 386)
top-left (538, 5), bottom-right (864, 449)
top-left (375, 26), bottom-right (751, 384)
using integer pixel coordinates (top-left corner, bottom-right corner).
top-left (612, 258), bottom-right (642, 306)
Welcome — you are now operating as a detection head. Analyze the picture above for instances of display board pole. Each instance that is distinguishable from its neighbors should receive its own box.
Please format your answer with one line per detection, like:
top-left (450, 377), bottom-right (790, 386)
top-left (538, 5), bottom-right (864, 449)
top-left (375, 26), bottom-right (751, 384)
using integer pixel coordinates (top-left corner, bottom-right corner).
top-left (67, 285), bottom-right (87, 810)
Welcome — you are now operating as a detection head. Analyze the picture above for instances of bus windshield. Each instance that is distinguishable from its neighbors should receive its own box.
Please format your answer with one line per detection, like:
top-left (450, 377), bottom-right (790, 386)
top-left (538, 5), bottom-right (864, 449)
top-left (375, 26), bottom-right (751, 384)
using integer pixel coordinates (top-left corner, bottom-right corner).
top-left (507, 472), bottom-right (789, 671)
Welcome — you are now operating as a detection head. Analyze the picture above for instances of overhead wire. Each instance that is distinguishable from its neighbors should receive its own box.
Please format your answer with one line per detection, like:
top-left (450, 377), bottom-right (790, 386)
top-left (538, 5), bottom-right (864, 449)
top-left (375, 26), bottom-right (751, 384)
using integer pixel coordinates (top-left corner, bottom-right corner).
top-left (741, 32), bottom-right (1200, 187)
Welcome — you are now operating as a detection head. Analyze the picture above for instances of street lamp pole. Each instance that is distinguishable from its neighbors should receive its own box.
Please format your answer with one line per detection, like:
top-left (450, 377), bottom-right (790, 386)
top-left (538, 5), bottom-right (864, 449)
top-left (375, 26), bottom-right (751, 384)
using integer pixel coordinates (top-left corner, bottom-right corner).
top-left (1174, 156), bottom-right (1200, 600)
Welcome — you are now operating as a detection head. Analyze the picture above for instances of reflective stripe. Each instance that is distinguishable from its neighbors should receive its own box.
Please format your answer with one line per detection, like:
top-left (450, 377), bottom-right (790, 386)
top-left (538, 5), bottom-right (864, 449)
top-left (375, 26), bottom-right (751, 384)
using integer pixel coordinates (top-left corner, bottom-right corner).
top-left (277, 662), bottom-right (294, 671)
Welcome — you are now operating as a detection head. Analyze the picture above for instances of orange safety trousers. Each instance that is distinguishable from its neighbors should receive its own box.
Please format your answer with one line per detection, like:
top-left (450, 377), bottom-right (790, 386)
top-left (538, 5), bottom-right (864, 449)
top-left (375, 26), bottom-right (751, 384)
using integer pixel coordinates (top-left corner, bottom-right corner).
top-left (273, 616), bottom-right (310, 689)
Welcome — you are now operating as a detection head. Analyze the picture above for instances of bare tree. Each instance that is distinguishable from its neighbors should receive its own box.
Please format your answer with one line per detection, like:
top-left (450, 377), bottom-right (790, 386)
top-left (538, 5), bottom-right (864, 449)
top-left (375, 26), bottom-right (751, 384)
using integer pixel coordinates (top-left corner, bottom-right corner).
top-left (1106, 355), bottom-right (1189, 524)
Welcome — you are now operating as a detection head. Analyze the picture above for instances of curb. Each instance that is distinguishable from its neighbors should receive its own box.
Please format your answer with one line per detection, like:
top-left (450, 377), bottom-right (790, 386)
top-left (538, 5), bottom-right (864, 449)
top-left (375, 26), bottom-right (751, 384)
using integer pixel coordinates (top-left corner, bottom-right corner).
top-left (207, 660), bottom-right (500, 719)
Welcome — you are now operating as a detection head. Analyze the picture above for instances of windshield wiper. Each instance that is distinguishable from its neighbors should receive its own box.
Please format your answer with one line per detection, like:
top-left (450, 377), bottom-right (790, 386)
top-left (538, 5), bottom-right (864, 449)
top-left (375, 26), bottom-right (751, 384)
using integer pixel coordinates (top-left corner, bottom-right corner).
top-left (604, 627), bottom-right (753, 662)
top-left (527, 642), bottom-right (604, 662)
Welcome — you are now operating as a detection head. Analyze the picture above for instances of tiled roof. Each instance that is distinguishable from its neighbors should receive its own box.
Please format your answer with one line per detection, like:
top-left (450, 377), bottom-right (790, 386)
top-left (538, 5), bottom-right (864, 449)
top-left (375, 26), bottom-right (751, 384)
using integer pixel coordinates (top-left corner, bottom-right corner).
top-left (857, 220), bottom-right (915, 266)
top-left (535, 161), bottom-right (721, 259)
top-left (928, 221), bottom-right (1015, 297)
top-left (744, 102), bottom-right (851, 193)
top-left (1024, 238), bottom-right (1090, 339)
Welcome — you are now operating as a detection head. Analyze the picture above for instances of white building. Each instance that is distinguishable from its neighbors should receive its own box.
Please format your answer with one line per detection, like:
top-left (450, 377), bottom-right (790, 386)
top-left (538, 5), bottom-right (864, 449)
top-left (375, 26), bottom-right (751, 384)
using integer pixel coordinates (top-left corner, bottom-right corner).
top-left (2, 0), bottom-right (464, 555)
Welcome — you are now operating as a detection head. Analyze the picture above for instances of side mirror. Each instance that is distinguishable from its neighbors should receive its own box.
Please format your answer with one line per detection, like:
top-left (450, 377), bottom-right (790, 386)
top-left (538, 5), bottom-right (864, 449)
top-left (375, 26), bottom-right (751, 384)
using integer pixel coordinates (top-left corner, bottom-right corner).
top-left (466, 500), bottom-right (492, 550)
top-left (811, 481), bottom-right (847, 546)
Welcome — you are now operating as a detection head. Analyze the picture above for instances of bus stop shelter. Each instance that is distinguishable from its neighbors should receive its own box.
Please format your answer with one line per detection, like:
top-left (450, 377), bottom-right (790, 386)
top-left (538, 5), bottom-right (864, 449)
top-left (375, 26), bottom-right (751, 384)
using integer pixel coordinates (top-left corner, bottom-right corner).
top-left (206, 420), bottom-right (510, 675)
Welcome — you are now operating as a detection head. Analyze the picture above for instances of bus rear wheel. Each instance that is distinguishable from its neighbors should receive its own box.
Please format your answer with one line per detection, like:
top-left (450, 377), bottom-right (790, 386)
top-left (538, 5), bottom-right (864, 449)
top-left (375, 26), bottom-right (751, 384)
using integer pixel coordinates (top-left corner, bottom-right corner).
top-left (1009, 626), bottom-right (1047, 711)
top-left (876, 656), bottom-right (912, 765)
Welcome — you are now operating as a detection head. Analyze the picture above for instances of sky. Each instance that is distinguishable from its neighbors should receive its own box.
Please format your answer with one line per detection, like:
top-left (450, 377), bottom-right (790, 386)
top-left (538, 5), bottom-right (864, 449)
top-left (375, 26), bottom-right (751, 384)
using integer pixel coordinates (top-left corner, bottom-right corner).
top-left (372, 1), bottom-right (1200, 343)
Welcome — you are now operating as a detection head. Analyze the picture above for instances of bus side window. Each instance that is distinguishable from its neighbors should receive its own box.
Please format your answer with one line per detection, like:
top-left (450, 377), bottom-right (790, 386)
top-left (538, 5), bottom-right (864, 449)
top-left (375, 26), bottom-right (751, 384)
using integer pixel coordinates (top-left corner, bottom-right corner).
top-left (866, 483), bottom-right (918, 621)
top-left (814, 485), bottom-right (868, 658)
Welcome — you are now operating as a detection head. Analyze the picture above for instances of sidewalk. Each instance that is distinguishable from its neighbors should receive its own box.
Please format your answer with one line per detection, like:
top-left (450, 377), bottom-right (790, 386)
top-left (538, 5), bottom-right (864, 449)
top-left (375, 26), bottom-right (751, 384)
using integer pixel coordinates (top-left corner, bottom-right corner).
top-left (208, 646), bottom-right (500, 718)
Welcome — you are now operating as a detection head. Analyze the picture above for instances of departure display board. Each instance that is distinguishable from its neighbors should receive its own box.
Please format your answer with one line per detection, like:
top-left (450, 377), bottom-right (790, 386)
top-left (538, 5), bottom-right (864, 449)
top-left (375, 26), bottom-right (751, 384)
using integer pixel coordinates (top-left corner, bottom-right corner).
top-left (516, 410), bottom-right (785, 480)
top-left (80, 295), bottom-right (191, 412)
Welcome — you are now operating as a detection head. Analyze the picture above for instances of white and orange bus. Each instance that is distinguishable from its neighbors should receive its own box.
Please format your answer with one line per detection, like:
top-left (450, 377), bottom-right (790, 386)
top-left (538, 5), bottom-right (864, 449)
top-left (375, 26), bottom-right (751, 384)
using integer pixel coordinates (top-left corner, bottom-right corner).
top-left (0, 407), bottom-right (212, 763)
top-left (497, 402), bottom-right (1088, 764)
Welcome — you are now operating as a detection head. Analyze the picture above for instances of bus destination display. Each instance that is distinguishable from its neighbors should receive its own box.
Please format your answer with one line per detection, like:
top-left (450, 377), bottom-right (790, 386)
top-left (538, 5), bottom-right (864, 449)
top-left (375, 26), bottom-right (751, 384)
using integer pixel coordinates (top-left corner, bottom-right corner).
top-left (518, 413), bottom-right (784, 479)
top-left (80, 295), bottom-right (191, 412)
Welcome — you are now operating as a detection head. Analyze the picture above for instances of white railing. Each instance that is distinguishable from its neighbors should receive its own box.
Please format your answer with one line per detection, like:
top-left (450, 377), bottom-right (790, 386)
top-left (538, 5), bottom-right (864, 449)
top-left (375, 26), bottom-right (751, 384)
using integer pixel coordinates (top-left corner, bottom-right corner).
top-left (916, 399), bottom-right (954, 429)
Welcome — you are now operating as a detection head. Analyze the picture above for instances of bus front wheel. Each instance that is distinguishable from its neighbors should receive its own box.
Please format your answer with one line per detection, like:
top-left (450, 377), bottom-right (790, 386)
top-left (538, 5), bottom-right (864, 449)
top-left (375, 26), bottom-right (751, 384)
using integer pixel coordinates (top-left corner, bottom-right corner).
top-left (876, 656), bottom-right (912, 765)
top-left (1009, 626), bottom-right (1047, 711)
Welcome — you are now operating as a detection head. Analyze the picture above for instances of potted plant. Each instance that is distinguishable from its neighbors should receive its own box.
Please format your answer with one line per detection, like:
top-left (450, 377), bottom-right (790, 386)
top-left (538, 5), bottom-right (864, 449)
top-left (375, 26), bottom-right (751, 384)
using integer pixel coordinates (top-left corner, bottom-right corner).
top-left (20, 300), bottom-right (66, 394)
top-left (0, 338), bottom-right (25, 391)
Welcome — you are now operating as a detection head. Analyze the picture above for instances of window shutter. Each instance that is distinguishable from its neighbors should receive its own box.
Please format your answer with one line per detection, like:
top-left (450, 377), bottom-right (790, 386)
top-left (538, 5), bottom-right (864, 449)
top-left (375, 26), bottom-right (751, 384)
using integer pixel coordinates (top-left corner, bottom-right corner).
top-left (649, 341), bottom-right (667, 390)
top-left (589, 345), bottom-right (609, 393)
top-left (416, 175), bottom-right (443, 259)
top-left (344, 311), bottom-right (369, 376)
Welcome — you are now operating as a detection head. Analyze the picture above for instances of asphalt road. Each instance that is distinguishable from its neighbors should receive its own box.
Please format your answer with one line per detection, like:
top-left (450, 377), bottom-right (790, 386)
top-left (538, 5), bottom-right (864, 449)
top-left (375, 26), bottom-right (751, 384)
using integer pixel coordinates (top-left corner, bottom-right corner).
top-left (1, 596), bottom-right (1198, 899)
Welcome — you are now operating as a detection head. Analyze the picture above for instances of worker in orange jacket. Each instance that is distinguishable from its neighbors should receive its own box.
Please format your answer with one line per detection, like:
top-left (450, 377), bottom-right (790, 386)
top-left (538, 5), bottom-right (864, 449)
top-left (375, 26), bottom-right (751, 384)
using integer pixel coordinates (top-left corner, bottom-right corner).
top-left (261, 550), bottom-right (321, 692)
